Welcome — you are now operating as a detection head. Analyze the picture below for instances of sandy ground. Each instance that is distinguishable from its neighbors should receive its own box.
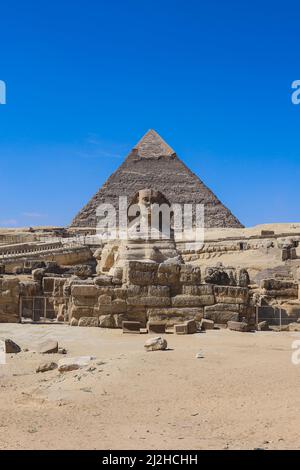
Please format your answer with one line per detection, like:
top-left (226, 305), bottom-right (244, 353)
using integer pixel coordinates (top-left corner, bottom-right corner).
top-left (1, 324), bottom-right (300, 450)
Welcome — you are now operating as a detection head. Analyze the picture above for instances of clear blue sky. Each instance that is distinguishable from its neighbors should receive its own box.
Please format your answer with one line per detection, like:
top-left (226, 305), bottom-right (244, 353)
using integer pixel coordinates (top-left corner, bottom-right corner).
top-left (0, 0), bottom-right (299, 228)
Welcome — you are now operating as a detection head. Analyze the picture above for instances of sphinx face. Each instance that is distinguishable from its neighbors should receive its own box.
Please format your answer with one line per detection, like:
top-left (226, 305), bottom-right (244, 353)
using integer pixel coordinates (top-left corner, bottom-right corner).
top-left (138, 189), bottom-right (157, 210)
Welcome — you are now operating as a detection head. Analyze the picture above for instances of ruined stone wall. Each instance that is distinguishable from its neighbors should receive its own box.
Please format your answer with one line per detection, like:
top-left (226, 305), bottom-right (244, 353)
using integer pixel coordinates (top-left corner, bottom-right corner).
top-left (3, 247), bottom-right (92, 274)
top-left (57, 261), bottom-right (253, 328)
top-left (0, 277), bottom-right (20, 323)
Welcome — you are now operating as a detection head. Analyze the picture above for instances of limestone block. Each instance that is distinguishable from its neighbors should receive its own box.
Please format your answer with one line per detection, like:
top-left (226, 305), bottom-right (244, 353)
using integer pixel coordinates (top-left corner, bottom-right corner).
top-left (260, 279), bottom-right (299, 298)
top-left (147, 307), bottom-right (203, 327)
top-left (98, 315), bottom-right (116, 328)
top-left (148, 285), bottom-right (170, 297)
top-left (147, 321), bottom-right (166, 334)
top-left (98, 294), bottom-right (112, 305)
top-left (214, 286), bottom-right (249, 305)
top-left (94, 275), bottom-right (113, 286)
top-left (73, 295), bottom-right (98, 307)
top-left (200, 319), bottom-right (215, 330)
top-left (58, 356), bottom-right (94, 372)
top-left (175, 320), bottom-right (197, 334)
top-left (42, 276), bottom-right (55, 295)
top-left (114, 310), bottom-right (147, 328)
top-left (144, 336), bottom-right (167, 352)
top-left (36, 362), bottom-right (57, 373)
top-left (127, 296), bottom-right (170, 308)
top-left (126, 261), bottom-right (158, 286)
top-left (4, 339), bottom-right (21, 353)
top-left (157, 262), bottom-right (180, 286)
top-left (172, 294), bottom-right (215, 308)
top-left (179, 265), bottom-right (201, 285)
top-left (204, 303), bottom-right (240, 323)
top-left (113, 288), bottom-right (128, 300)
top-left (69, 305), bottom-right (96, 320)
top-left (127, 285), bottom-right (144, 297)
top-left (71, 285), bottom-right (99, 298)
top-left (97, 286), bottom-right (114, 296)
top-left (182, 284), bottom-right (213, 296)
top-left (78, 317), bottom-right (99, 327)
top-left (228, 321), bottom-right (250, 332)
top-left (122, 321), bottom-right (141, 333)
top-left (97, 299), bottom-right (127, 314)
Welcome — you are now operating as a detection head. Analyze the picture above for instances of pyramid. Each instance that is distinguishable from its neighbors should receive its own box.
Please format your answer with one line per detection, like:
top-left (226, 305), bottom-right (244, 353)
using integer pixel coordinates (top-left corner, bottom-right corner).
top-left (71, 130), bottom-right (243, 228)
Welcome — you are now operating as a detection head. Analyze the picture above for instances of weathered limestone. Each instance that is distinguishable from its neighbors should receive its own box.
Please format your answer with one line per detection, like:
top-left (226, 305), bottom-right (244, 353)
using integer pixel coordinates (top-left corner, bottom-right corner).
top-left (78, 317), bottom-right (99, 327)
top-left (122, 321), bottom-right (141, 333)
top-left (228, 321), bottom-right (250, 332)
top-left (125, 261), bottom-right (158, 286)
top-left (36, 362), bottom-right (57, 373)
top-left (214, 285), bottom-right (249, 305)
top-left (200, 318), bottom-right (215, 330)
top-left (144, 336), bottom-right (168, 352)
top-left (260, 279), bottom-right (298, 299)
top-left (147, 307), bottom-right (203, 328)
top-left (204, 304), bottom-right (240, 324)
top-left (175, 319), bottom-right (197, 335)
top-left (4, 338), bottom-right (21, 353)
top-left (58, 356), bottom-right (94, 372)
top-left (147, 321), bottom-right (166, 333)
top-left (0, 277), bottom-right (20, 323)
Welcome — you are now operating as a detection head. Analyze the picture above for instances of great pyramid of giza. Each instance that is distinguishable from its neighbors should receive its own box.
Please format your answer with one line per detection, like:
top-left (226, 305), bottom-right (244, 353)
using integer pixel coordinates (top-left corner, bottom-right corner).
top-left (71, 130), bottom-right (243, 228)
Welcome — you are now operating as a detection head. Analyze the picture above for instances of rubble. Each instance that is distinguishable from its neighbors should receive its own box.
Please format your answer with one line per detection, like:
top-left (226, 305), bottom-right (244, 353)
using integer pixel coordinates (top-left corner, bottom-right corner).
top-left (144, 336), bottom-right (168, 352)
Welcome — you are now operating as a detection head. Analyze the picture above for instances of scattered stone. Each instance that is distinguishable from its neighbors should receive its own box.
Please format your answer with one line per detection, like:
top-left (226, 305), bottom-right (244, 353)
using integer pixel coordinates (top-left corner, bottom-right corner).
top-left (144, 336), bottom-right (167, 352)
top-left (58, 356), bottom-right (94, 373)
top-left (36, 362), bottom-right (57, 373)
top-left (78, 317), bottom-right (99, 327)
top-left (147, 321), bottom-right (166, 334)
top-left (196, 352), bottom-right (204, 359)
top-left (175, 319), bottom-right (197, 335)
top-left (4, 339), bottom-right (21, 354)
top-left (228, 321), bottom-right (250, 332)
top-left (37, 340), bottom-right (58, 354)
top-left (122, 321), bottom-right (141, 334)
top-left (200, 319), bottom-right (215, 330)
top-left (257, 321), bottom-right (270, 331)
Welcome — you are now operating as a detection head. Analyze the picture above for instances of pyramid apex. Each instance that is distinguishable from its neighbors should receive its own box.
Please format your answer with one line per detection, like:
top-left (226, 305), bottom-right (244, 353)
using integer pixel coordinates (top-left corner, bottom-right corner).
top-left (134, 129), bottom-right (175, 159)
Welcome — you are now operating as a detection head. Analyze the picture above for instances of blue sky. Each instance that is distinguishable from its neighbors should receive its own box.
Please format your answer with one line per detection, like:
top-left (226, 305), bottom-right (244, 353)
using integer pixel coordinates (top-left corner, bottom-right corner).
top-left (0, 0), bottom-right (299, 228)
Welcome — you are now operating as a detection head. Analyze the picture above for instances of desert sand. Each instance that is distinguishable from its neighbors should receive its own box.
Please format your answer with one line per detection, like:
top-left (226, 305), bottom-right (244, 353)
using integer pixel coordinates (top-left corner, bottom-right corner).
top-left (1, 324), bottom-right (300, 450)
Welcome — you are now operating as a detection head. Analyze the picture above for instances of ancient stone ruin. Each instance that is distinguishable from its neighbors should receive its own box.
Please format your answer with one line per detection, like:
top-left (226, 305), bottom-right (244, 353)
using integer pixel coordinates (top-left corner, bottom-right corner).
top-left (0, 130), bottom-right (300, 333)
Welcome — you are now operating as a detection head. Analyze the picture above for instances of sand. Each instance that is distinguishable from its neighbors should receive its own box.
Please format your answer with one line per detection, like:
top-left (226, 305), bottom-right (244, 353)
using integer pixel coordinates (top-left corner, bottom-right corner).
top-left (1, 324), bottom-right (300, 450)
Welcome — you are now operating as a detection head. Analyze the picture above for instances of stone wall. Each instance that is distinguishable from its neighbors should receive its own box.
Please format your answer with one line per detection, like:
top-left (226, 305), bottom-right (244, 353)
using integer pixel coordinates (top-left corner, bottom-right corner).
top-left (62, 261), bottom-right (253, 328)
top-left (3, 247), bottom-right (92, 274)
top-left (0, 277), bottom-right (20, 323)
